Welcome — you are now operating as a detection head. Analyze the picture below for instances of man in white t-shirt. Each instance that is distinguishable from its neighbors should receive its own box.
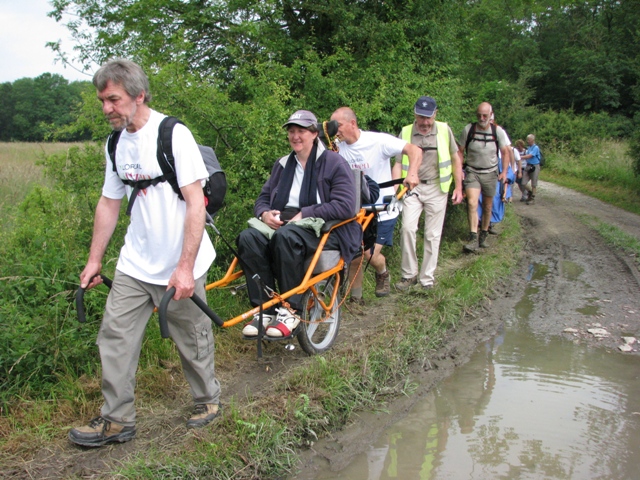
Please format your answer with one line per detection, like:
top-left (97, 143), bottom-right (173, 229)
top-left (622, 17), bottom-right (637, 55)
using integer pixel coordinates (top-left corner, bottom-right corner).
top-left (330, 107), bottom-right (422, 300)
top-left (68, 59), bottom-right (221, 448)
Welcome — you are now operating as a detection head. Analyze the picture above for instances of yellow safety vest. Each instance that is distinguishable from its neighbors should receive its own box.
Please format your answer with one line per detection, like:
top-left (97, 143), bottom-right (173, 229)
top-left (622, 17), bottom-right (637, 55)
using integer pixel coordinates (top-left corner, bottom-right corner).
top-left (401, 121), bottom-right (452, 194)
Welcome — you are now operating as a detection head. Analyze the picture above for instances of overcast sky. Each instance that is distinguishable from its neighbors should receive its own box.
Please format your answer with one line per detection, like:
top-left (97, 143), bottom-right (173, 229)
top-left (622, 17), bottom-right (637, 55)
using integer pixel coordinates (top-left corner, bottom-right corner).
top-left (0, 0), bottom-right (94, 83)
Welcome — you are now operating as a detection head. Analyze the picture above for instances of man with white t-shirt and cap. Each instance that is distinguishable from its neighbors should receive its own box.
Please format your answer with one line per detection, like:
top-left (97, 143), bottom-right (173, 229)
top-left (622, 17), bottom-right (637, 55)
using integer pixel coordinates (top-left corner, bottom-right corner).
top-left (330, 107), bottom-right (422, 301)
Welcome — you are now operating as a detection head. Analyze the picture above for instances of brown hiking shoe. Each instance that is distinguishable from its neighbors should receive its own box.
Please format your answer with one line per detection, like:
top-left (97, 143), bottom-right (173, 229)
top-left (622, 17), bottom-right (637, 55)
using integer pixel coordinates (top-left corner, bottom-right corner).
top-left (463, 232), bottom-right (479, 253)
top-left (395, 276), bottom-right (418, 292)
top-left (479, 230), bottom-right (489, 248)
top-left (374, 270), bottom-right (390, 297)
top-left (186, 403), bottom-right (221, 429)
top-left (68, 416), bottom-right (136, 447)
top-left (346, 296), bottom-right (366, 314)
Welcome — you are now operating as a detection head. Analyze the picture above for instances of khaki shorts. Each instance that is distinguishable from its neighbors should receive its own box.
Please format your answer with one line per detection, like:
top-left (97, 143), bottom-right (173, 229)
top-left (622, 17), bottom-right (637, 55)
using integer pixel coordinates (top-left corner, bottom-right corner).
top-left (464, 169), bottom-right (498, 198)
top-left (522, 164), bottom-right (540, 187)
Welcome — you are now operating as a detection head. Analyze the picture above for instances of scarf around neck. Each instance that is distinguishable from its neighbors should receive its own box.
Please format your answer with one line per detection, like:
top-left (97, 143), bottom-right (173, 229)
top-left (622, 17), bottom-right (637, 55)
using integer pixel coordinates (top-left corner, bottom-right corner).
top-left (272, 142), bottom-right (320, 211)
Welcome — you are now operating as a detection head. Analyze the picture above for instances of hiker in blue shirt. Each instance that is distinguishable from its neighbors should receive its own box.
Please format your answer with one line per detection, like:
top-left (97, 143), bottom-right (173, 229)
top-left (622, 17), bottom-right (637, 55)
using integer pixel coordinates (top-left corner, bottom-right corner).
top-left (520, 134), bottom-right (541, 205)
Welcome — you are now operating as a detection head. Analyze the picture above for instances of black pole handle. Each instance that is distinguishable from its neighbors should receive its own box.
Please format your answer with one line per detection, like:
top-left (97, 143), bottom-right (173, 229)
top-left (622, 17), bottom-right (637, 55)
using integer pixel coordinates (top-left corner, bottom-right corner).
top-left (158, 288), bottom-right (224, 339)
top-left (76, 274), bottom-right (113, 323)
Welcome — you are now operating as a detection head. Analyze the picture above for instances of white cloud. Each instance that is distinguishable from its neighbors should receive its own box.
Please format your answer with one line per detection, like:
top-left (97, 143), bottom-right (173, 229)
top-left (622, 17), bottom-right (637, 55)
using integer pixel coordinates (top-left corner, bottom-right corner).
top-left (0, 0), bottom-right (94, 83)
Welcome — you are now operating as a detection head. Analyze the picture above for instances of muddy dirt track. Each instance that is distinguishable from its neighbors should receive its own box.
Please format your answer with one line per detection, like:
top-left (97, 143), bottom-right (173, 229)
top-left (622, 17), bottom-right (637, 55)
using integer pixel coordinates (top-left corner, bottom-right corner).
top-left (295, 180), bottom-right (640, 478)
top-left (5, 180), bottom-right (640, 479)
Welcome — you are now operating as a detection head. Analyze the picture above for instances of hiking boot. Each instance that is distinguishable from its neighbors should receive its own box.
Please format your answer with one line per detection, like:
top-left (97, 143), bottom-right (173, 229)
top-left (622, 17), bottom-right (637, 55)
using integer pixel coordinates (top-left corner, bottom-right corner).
top-left (488, 223), bottom-right (499, 235)
top-left (526, 195), bottom-right (536, 205)
top-left (478, 230), bottom-right (489, 248)
top-left (68, 416), bottom-right (136, 447)
top-left (520, 195), bottom-right (527, 202)
top-left (375, 270), bottom-right (390, 297)
top-left (266, 307), bottom-right (300, 338)
top-left (242, 312), bottom-right (276, 337)
top-left (347, 296), bottom-right (366, 306)
top-left (186, 403), bottom-right (221, 429)
top-left (463, 232), bottom-right (479, 253)
top-left (346, 296), bottom-right (366, 314)
top-left (395, 276), bottom-right (418, 292)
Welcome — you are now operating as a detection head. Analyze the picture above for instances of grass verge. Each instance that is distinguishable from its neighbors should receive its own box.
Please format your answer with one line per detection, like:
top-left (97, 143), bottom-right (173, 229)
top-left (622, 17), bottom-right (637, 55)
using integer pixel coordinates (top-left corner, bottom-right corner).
top-left (541, 139), bottom-right (640, 215)
top-left (577, 215), bottom-right (640, 266)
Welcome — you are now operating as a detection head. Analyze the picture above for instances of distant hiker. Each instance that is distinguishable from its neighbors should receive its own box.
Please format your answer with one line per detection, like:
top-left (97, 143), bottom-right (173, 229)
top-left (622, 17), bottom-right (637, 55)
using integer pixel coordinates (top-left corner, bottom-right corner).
top-left (514, 139), bottom-right (527, 201)
top-left (459, 102), bottom-right (512, 252)
top-left (236, 110), bottom-right (361, 338)
top-left (69, 59), bottom-right (221, 448)
top-left (520, 134), bottom-right (542, 205)
top-left (393, 96), bottom-right (464, 291)
top-left (330, 106), bottom-right (422, 301)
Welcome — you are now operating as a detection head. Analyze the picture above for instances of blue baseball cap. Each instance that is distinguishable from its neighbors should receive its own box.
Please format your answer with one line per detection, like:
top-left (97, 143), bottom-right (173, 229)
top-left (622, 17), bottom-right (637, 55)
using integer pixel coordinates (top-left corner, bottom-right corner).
top-left (414, 96), bottom-right (437, 117)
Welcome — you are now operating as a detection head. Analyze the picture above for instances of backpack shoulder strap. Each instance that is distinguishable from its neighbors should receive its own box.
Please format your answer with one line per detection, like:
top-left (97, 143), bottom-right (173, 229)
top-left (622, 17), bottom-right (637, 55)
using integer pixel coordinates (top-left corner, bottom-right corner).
top-left (156, 116), bottom-right (185, 200)
top-left (107, 129), bottom-right (123, 172)
top-left (491, 123), bottom-right (499, 156)
top-left (464, 122), bottom-right (477, 154)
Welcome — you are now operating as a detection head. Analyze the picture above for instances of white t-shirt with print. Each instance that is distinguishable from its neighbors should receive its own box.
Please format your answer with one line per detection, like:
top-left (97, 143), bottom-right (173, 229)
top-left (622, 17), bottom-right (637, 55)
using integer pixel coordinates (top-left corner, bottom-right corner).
top-left (102, 109), bottom-right (215, 284)
top-left (336, 130), bottom-right (406, 221)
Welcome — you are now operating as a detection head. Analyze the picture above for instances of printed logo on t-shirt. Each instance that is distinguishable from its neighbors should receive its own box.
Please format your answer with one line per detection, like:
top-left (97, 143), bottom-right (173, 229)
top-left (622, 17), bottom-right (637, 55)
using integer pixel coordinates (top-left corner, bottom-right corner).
top-left (345, 154), bottom-right (370, 170)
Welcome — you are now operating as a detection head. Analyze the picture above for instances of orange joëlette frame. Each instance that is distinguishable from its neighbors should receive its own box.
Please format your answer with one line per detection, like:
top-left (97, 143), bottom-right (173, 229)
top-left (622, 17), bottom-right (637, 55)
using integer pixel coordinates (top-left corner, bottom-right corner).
top-left (205, 208), bottom-right (374, 329)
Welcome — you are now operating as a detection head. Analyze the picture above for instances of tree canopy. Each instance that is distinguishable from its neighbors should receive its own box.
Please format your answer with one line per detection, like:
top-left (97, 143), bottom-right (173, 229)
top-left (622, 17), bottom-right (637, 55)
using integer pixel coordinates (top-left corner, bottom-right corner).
top-left (0, 74), bottom-right (92, 142)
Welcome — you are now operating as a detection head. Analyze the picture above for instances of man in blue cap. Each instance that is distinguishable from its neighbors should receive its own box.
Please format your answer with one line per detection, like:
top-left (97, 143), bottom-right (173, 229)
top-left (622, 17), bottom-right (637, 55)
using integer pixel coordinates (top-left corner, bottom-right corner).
top-left (394, 96), bottom-right (463, 291)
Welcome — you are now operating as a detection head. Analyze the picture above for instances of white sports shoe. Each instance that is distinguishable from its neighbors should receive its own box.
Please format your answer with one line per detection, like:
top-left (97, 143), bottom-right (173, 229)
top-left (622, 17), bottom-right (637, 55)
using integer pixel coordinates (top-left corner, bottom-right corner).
top-left (242, 312), bottom-right (275, 337)
top-left (266, 307), bottom-right (301, 337)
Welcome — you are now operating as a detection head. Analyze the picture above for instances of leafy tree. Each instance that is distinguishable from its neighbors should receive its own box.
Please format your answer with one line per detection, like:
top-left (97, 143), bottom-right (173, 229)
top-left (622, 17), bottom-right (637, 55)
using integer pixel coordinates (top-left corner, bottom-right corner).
top-left (0, 74), bottom-right (92, 141)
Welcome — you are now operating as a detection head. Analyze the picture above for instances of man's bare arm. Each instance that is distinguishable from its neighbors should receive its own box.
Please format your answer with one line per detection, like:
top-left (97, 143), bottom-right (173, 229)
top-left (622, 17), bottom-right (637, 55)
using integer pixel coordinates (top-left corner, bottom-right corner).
top-left (80, 196), bottom-right (122, 289)
top-left (169, 181), bottom-right (206, 300)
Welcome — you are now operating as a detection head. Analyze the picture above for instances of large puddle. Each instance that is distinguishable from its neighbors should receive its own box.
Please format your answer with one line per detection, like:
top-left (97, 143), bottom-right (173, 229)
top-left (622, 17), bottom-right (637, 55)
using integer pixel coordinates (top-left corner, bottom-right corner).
top-left (314, 263), bottom-right (640, 479)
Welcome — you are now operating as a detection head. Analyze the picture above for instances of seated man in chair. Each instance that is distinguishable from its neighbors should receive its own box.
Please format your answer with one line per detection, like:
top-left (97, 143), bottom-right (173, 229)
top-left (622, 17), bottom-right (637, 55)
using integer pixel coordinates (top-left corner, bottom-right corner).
top-left (236, 110), bottom-right (361, 338)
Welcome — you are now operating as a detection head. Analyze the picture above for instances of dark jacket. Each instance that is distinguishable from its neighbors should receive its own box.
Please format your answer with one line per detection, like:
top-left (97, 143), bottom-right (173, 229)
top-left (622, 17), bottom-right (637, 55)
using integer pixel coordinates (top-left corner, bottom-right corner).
top-left (254, 145), bottom-right (362, 263)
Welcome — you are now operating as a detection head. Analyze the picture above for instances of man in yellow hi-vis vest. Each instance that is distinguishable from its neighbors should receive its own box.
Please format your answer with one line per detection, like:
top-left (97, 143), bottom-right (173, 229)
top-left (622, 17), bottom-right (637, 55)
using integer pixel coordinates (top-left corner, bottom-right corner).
top-left (393, 96), bottom-right (463, 291)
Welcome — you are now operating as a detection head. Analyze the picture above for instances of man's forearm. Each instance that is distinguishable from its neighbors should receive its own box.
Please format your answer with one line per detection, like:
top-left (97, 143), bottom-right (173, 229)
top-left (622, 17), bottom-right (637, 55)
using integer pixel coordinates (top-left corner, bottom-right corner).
top-left (178, 183), bottom-right (206, 272)
top-left (88, 196), bottom-right (122, 263)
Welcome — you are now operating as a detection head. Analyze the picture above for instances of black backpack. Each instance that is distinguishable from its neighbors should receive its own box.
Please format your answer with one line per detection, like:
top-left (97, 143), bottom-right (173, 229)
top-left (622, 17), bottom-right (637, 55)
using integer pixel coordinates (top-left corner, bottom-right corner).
top-left (464, 122), bottom-right (499, 157)
top-left (107, 116), bottom-right (227, 218)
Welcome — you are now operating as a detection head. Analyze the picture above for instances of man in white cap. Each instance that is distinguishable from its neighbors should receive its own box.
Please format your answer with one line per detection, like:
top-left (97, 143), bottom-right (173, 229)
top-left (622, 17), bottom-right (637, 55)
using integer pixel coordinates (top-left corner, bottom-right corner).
top-left (394, 96), bottom-right (463, 291)
top-left (330, 107), bottom-right (422, 300)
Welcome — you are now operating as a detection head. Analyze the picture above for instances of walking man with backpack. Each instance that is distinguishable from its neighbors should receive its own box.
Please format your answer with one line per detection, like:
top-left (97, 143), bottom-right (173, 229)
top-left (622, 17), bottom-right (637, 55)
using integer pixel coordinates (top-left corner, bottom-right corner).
top-left (393, 96), bottom-right (464, 292)
top-left (68, 59), bottom-right (221, 447)
top-left (520, 134), bottom-right (542, 205)
top-left (330, 107), bottom-right (422, 300)
top-left (460, 102), bottom-right (511, 253)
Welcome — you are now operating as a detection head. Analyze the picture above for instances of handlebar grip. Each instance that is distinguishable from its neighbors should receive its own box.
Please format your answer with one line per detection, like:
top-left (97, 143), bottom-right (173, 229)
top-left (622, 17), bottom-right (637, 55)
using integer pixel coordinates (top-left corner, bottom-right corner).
top-left (158, 288), bottom-right (175, 338)
top-left (76, 274), bottom-right (113, 323)
top-left (190, 294), bottom-right (225, 327)
top-left (158, 288), bottom-right (225, 338)
top-left (76, 288), bottom-right (87, 323)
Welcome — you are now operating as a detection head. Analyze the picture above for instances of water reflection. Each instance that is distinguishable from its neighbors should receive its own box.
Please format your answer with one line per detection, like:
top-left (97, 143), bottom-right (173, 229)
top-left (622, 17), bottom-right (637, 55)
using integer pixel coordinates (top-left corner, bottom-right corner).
top-left (317, 265), bottom-right (640, 480)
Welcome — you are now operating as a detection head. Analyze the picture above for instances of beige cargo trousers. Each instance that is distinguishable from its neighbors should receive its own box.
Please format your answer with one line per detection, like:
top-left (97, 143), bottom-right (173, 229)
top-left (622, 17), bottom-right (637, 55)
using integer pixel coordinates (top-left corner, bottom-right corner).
top-left (97, 270), bottom-right (221, 426)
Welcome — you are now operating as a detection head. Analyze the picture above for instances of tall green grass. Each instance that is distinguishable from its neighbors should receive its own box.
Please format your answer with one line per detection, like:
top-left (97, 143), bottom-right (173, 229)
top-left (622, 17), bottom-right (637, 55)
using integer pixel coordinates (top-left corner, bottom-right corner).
top-left (542, 139), bottom-right (640, 214)
top-left (0, 143), bottom-right (83, 213)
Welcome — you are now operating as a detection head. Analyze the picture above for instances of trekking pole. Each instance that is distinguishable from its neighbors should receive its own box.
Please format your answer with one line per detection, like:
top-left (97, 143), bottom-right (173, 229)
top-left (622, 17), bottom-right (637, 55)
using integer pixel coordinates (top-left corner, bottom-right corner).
top-left (158, 288), bottom-right (225, 338)
top-left (76, 274), bottom-right (113, 323)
